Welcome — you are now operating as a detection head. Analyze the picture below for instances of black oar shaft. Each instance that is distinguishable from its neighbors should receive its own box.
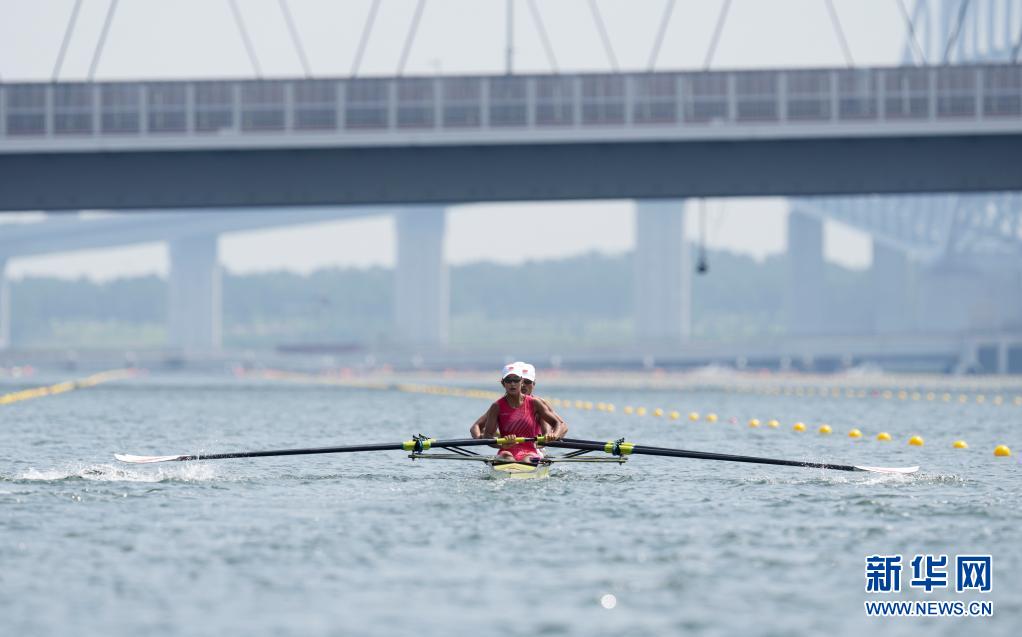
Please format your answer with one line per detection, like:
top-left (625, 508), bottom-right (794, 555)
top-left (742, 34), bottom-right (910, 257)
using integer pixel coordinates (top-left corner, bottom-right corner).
top-left (547, 439), bottom-right (860, 472)
top-left (180, 437), bottom-right (521, 462)
top-left (183, 442), bottom-right (407, 461)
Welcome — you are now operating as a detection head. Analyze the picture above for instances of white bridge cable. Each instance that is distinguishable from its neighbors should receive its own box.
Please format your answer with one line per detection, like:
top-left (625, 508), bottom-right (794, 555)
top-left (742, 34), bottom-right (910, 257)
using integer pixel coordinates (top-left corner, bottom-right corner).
top-left (587, 0), bottom-right (619, 72)
top-left (278, 0), bottom-right (312, 77)
top-left (397, 0), bottom-right (427, 76)
top-left (351, 0), bottom-right (381, 77)
top-left (526, 0), bottom-right (559, 73)
top-left (943, 0), bottom-right (972, 62)
top-left (825, 0), bottom-right (854, 67)
top-left (506, 0), bottom-right (514, 74)
top-left (647, 0), bottom-right (677, 71)
top-left (53, 0), bottom-right (84, 81)
top-left (228, 0), bottom-right (263, 77)
top-left (704, 0), bottom-right (732, 69)
top-left (897, 0), bottom-right (928, 65)
top-left (87, 0), bottom-right (119, 81)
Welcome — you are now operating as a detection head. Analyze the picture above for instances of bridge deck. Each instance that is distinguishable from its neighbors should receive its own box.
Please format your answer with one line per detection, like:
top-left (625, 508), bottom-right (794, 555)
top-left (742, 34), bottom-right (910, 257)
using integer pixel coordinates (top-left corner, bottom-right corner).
top-left (2, 65), bottom-right (1021, 209)
top-left (2, 65), bottom-right (1021, 153)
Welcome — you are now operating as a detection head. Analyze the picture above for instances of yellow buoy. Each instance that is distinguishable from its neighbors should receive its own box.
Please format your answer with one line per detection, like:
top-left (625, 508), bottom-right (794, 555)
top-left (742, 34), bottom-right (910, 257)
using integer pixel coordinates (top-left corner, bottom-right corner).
top-left (748, 418), bottom-right (761, 428)
top-left (994, 445), bottom-right (1012, 457)
top-left (908, 435), bottom-right (924, 446)
top-left (669, 411), bottom-right (680, 420)
top-left (636, 407), bottom-right (647, 416)
top-left (818, 424), bottom-right (832, 435)
top-left (952, 440), bottom-right (968, 449)
top-left (848, 428), bottom-right (862, 438)
top-left (767, 419), bottom-right (780, 428)
top-left (688, 412), bottom-right (699, 421)
top-left (876, 432), bottom-right (892, 441)
top-left (652, 408), bottom-right (663, 417)
top-left (792, 422), bottom-right (806, 432)
top-left (583, 401), bottom-right (593, 410)
top-left (606, 404), bottom-right (615, 412)
top-left (623, 406), bottom-right (634, 415)
top-left (706, 413), bottom-right (718, 423)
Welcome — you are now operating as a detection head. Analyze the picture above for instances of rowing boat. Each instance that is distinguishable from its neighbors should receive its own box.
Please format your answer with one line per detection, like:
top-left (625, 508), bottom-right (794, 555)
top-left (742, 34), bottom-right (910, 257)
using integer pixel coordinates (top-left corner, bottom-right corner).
top-left (490, 461), bottom-right (550, 479)
top-left (400, 449), bottom-right (555, 479)
top-left (404, 444), bottom-right (626, 480)
top-left (114, 434), bottom-right (918, 477)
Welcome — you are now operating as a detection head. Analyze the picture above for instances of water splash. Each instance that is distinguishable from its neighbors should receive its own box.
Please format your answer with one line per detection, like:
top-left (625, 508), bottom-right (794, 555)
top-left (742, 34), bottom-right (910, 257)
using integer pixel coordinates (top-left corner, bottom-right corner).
top-left (6, 461), bottom-right (220, 484)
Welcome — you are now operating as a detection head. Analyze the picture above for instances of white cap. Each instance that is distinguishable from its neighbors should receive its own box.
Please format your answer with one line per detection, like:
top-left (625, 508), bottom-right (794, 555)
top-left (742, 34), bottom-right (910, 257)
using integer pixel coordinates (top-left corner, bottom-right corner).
top-left (501, 361), bottom-right (535, 381)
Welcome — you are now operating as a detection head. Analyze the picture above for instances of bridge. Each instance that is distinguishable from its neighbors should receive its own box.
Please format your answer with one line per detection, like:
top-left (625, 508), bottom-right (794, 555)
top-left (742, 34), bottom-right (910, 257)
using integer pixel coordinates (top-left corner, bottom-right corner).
top-left (1, 64), bottom-right (1022, 210)
top-left (0, 207), bottom-right (395, 350)
top-left (2, 0), bottom-right (1022, 372)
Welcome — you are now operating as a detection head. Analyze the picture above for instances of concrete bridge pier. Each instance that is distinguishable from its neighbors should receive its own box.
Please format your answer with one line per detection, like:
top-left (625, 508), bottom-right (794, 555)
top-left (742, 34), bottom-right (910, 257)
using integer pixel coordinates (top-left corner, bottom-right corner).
top-left (634, 200), bottom-right (691, 344)
top-left (167, 235), bottom-right (222, 351)
top-left (394, 207), bottom-right (448, 346)
top-left (0, 256), bottom-right (9, 349)
top-left (786, 212), bottom-right (824, 336)
top-left (871, 241), bottom-right (913, 333)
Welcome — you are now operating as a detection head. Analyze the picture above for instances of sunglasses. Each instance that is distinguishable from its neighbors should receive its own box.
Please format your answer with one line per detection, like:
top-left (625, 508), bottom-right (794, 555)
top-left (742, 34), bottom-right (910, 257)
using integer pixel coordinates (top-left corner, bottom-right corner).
top-left (502, 376), bottom-right (522, 385)
top-left (522, 379), bottom-right (534, 386)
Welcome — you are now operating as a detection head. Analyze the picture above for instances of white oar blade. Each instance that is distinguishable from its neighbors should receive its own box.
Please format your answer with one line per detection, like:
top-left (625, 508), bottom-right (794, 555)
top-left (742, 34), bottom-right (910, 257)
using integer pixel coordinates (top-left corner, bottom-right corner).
top-left (114, 453), bottom-right (188, 464)
top-left (854, 465), bottom-right (919, 475)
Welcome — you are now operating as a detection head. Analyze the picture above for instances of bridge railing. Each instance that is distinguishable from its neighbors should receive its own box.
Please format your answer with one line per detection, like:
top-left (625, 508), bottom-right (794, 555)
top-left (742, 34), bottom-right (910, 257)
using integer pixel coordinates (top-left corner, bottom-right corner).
top-left (1, 64), bottom-right (1020, 141)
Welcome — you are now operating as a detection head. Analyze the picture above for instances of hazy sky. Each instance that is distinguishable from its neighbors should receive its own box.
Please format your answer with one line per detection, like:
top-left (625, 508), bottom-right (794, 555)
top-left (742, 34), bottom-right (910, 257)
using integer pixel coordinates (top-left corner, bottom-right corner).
top-left (0, 0), bottom-right (911, 280)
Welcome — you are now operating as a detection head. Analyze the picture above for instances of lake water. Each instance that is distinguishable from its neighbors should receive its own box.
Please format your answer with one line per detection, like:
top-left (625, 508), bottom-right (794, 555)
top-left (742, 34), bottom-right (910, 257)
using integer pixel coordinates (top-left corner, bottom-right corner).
top-left (1, 372), bottom-right (1019, 636)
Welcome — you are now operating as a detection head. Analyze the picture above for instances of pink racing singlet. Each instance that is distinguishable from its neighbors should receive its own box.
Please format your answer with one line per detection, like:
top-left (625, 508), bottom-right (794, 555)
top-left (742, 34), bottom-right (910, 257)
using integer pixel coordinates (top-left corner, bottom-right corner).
top-left (497, 394), bottom-right (544, 462)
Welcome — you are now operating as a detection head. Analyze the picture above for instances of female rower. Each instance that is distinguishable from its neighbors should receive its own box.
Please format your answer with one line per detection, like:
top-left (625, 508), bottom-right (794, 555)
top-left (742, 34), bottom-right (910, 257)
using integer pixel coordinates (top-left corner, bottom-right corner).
top-left (478, 362), bottom-right (562, 463)
top-left (469, 362), bottom-right (568, 440)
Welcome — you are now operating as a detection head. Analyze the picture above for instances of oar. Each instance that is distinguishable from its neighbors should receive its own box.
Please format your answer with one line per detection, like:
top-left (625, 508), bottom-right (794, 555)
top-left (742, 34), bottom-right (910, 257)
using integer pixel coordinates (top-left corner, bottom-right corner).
top-left (114, 436), bottom-right (534, 464)
top-left (545, 438), bottom-right (919, 475)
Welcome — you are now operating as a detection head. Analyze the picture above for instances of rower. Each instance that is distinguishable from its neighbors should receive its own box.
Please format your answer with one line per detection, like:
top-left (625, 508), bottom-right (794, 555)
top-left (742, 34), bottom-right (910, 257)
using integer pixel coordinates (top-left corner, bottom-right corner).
top-left (469, 362), bottom-right (568, 440)
top-left (476, 362), bottom-right (562, 464)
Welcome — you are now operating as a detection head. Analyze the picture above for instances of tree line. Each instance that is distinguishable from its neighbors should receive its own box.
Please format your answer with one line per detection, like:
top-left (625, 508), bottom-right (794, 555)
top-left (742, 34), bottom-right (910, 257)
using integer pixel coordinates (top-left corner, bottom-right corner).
top-left (8, 249), bottom-right (871, 348)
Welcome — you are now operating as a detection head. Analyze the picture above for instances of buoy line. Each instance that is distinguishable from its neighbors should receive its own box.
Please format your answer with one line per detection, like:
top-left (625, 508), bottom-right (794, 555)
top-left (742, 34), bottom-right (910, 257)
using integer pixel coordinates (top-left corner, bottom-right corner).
top-left (240, 369), bottom-right (1014, 458)
top-left (0, 368), bottom-right (140, 405)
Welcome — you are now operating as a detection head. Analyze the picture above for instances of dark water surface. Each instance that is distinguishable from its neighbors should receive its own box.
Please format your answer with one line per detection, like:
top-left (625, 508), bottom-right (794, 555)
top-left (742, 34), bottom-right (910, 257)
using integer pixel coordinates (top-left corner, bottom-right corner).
top-left (2, 373), bottom-right (1019, 636)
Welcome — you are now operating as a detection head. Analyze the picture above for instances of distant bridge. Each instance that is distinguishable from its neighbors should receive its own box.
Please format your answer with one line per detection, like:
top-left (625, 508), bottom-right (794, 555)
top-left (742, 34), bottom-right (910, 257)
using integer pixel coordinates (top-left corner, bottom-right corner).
top-left (2, 64), bottom-right (1022, 211)
top-left (3, 0), bottom-right (1022, 368)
